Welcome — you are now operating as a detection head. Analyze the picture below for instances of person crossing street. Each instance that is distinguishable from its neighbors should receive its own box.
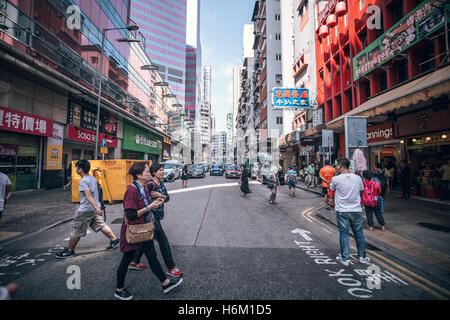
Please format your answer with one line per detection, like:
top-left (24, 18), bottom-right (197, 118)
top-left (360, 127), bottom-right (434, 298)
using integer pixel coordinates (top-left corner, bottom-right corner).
top-left (285, 165), bottom-right (297, 197)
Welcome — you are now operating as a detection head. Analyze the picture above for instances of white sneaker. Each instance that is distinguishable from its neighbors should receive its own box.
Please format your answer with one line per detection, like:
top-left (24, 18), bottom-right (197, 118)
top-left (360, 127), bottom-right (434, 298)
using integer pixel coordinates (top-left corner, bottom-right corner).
top-left (336, 256), bottom-right (350, 266)
top-left (359, 257), bottom-right (371, 265)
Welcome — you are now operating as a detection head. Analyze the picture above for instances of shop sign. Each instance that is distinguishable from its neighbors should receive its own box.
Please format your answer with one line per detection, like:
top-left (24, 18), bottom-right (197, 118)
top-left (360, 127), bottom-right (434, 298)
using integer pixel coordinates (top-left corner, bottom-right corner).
top-left (395, 107), bottom-right (450, 138)
top-left (162, 142), bottom-right (171, 160)
top-left (122, 122), bottom-right (161, 155)
top-left (272, 88), bottom-right (310, 109)
top-left (322, 130), bottom-right (334, 147)
top-left (0, 144), bottom-right (18, 156)
top-left (67, 125), bottom-right (118, 147)
top-left (407, 133), bottom-right (450, 149)
top-left (367, 123), bottom-right (393, 144)
top-left (313, 108), bottom-right (323, 127)
top-left (0, 106), bottom-right (53, 137)
top-left (18, 146), bottom-right (38, 157)
top-left (46, 123), bottom-right (64, 170)
top-left (353, 1), bottom-right (446, 81)
top-left (345, 117), bottom-right (367, 147)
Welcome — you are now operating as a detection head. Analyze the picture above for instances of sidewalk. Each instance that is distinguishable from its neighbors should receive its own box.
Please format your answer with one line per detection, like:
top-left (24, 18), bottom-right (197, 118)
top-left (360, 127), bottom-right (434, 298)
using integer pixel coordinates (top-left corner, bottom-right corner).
top-left (294, 180), bottom-right (450, 285)
top-left (0, 188), bottom-right (78, 244)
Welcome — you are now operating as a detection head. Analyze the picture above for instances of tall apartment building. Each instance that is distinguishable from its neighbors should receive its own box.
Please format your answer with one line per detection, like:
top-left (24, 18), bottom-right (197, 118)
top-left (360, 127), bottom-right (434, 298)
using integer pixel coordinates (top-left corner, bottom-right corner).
top-left (232, 65), bottom-right (242, 162)
top-left (226, 112), bottom-right (234, 163)
top-left (200, 65), bottom-right (212, 163)
top-left (211, 131), bottom-right (227, 164)
top-left (130, 0), bottom-right (187, 109)
top-left (318, 0), bottom-right (449, 200)
top-left (251, 0), bottom-right (286, 164)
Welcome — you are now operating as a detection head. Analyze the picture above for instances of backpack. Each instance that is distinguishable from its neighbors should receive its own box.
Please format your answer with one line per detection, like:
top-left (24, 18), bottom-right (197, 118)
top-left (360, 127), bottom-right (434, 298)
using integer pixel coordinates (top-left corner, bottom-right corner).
top-left (288, 171), bottom-right (296, 182)
top-left (361, 180), bottom-right (380, 208)
top-left (372, 170), bottom-right (388, 194)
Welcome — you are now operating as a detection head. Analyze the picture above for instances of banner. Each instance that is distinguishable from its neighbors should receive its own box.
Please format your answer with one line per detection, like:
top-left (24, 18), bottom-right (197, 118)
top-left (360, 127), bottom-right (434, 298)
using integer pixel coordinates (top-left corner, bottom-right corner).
top-left (67, 125), bottom-right (118, 147)
top-left (353, 1), bottom-right (447, 80)
top-left (0, 105), bottom-right (53, 137)
top-left (346, 117), bottom-right (367, 148)
top-left (46, 123), bottom-right (64, 170)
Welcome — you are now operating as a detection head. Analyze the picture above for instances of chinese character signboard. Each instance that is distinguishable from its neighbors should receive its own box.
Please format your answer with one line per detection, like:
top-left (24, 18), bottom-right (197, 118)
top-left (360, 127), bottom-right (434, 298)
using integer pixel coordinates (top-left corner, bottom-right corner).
top-left (353, 1), bottom-right (446, 81)
top-left (313, 108), bottom-right (323, 127)
top-left (67, 125), bottom-right (118, 147)
top-left (272, 88), bottom-right (310, 109)
top-left (0, 106), bottom-right (53, 137)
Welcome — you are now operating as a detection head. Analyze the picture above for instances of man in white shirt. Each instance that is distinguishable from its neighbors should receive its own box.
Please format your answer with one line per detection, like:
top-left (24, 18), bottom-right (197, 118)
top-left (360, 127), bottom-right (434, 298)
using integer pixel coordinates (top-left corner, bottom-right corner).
top-left (330, 158), bottom-right (370, 266)
top-left (0, 171), bottom-right (12, 221)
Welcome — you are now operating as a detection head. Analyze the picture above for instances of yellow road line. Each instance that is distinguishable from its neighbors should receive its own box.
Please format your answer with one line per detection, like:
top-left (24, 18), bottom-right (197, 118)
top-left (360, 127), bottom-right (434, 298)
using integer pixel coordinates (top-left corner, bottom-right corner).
top-left (368, 255), bottom-right (447, 300)
top-left (322, 228), bottom-right (332, 234)
top-left (368, 249), bottom-right (450, 297)
top-left (306, 204), bottom-right (332, 231)
top-left (349, 245), bottom-right (449, 299)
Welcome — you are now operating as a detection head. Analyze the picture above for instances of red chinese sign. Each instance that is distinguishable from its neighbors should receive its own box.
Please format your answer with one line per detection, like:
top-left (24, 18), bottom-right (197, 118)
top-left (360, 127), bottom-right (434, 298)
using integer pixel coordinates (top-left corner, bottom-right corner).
top-left (0, 106), bottom-right (53, 137)
top-left (0, 144), bottom-right (18, 156)
top-left (68, 125), bottom-right (118, 147)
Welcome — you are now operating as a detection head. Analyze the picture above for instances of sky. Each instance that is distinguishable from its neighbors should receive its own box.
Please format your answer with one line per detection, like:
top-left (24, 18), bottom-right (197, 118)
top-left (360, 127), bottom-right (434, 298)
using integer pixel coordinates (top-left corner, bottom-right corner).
top-left (200, 0), bottom-right (255, 133)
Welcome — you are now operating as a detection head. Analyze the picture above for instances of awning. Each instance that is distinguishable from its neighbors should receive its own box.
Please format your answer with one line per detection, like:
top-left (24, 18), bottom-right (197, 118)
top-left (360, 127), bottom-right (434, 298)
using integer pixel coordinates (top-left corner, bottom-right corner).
top-left (326, 65), bottom-right (450, 130)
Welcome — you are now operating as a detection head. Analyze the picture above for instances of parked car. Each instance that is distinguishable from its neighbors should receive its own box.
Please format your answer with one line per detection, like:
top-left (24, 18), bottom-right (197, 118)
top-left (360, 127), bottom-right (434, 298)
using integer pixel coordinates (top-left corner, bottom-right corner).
top-left (225, 165), bottom-right (241, 179)
top-left (210, 164), bottom-right (224, 176)
top-left (250, 162), bottom-right (261, 179)
top-left (161, 161), bottom-right (180, 182)
top-left (257, 164), bottom-right (272, 184)
top-left (188, 165), bottom-right (205, 178)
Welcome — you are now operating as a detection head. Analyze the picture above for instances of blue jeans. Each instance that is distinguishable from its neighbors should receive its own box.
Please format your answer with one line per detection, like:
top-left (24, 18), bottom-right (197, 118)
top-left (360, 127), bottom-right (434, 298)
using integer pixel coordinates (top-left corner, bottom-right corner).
top-left (336, 211), bottom-right (366, 261)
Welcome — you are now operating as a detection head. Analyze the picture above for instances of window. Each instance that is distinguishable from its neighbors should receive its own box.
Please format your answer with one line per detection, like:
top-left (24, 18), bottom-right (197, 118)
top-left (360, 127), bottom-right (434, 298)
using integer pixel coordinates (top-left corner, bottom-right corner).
top-left (419, 45), bottom-right (436, 73)
top-left (379, 71), bottom-right (387, 91)
top-left (359, 30), bottom-right (367, 49)
top-left (336, 95), bottom-right (342, 116)
top-left (391, 2), bottom-right (404, 24)
top-left (276, 54), bottom-right (282, 61)
top-left (359, 0), bottom-right (366, 10)
top-left (275, 33), bottom-right (281, 40)
top-left (275, 13), bottom-right (281, 21)
top-left (335, 55), bottom-right (340, 76)
top-left (344, 13), bottom-right (348, 27)
top-left (276, 117), bottom-right (283, 124)
top-left (364, 81), bottom-right (371, 100)
top-left (91, 57), bottom-right (98, 64)
top-left (346, 91), bottom-right (353, 111)
top-left (276, 74), bottom-right (282, 82)
top-left (397, 60), bottom-right (408, 83)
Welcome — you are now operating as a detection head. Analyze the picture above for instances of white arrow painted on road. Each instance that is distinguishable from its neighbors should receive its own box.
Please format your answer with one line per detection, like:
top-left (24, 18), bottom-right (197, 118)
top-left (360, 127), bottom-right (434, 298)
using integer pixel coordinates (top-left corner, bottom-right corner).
top-left (291, 228), bottom-right (313, 241)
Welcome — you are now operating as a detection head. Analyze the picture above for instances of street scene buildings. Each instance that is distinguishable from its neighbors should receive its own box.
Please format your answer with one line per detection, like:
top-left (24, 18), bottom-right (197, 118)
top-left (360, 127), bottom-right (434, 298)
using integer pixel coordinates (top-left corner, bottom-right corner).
top-left (0, 0), bottom-right (449, 304)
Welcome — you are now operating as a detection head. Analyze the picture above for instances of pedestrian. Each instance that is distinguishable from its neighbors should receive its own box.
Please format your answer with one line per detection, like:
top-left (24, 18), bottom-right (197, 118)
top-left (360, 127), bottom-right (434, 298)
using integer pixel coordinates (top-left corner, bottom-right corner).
top-left (329, 158), bottom-right (371, 266)
top-left (181, 165), bottom-right (189, 188)
top-left (128, 164), bottom-right (183, 278)
top-left (63, 164), bottom-right (72, 191)
top-left (268, 166), bottom-right (280, 204)
top-left (0, 282), bottom-right (18, 300)
top-left (240, 164), bottom-right (251, 197)
top-left (399, 160), bottom-right (411, 199)
top-left (56, 159), bottom-right (120, 259)
top-left (307, 162), bottom-right (315, 188)
top-left (319, 160), bottom-right (335, 210)
top-left (362, 170), bottom-right (385, 232)
top-left (438, 159), bottom-right (450, 200)
top-left (372, 162), bottom-right (389, 217)
top-left (0, 171), bottom-right (12, 221)
top-left (314, 163), bottom-right (321, 188)
top-left (56, 160), bottom-right (120, 259)
top-left (285, 165), bottom-right (297, 197)
top-left (115, 162), bottom-right (182, 300)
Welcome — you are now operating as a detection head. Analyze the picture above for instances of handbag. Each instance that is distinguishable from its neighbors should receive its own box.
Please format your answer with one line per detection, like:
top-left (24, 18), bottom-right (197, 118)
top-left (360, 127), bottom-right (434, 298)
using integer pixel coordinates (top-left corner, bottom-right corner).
top-left (125, 182), bottom-right (155, 244)
top-left (126, 220), bottom-right (154, 244)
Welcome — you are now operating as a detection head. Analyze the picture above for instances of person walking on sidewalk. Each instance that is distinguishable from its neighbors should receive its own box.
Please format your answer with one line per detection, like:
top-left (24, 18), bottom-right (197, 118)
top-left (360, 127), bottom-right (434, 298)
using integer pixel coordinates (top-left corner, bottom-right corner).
top-left (56, 160), bottom-right (120, 259)
top-left (362, 170), bottom-right (385, 232)
top-left (128, 164), bottom-right (183, 278)
top-left (181, 165), bottom-right (189, 188)
top-left (0, 171), bottom-right (12, 221)
top-left (116, 162), bottom-right (182, 300)
top-left (314, 164), bottom-right (321, 188)
top-left (319, 160), bottom-right (335, 210)
top-left (240, 164), bottom-right (251, 198)
top-left (372, 162), bottom-right (389, 216)
top-left (330, 158), bottom-right (371, 266)
top-left (268, 166), bottom-right (280, 204)
top-left (400, 160), bottom-right (411, 199)
top-left (285, 165), bottom-right (297, 197)
top-left (307, 162), bottom-right (316, 188)
top-left (438, 159), bottom-right (450, 200)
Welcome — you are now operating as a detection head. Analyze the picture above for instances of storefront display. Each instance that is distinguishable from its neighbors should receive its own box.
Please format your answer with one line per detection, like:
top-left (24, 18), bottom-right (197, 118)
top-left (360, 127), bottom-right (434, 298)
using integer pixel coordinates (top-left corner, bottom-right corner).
top-left (366, 123), bottom-right (402, 170)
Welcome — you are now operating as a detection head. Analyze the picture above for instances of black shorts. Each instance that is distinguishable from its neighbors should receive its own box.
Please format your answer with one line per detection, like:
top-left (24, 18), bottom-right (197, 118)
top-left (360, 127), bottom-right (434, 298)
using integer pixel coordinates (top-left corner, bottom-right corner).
top-left (322, 187), bottom-right (328, 195)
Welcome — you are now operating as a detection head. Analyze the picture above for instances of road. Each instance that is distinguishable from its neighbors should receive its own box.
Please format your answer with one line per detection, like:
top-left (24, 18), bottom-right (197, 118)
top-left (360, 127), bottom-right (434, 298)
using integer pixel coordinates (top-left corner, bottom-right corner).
top-left (0, 174), bottom-right (446, 300)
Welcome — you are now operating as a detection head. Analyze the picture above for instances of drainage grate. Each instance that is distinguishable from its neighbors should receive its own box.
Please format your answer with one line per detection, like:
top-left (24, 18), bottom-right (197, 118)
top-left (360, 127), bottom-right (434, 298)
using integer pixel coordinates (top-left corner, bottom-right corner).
top-left (418, 223), bottom-right (450, 233)
top-left (111, 218), bottom-right (123, 224)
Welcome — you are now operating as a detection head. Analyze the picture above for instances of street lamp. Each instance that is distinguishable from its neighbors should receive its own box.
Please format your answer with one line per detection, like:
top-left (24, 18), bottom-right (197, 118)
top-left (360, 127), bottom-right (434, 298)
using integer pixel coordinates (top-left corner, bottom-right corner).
top-left (95, 24), bottom-right (140, 159)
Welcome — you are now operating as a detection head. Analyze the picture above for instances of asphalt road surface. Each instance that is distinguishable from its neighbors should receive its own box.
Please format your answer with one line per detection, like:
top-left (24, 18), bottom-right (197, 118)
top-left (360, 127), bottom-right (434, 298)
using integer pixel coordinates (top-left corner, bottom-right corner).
top-left (0, 174), bottom-right (444, 300)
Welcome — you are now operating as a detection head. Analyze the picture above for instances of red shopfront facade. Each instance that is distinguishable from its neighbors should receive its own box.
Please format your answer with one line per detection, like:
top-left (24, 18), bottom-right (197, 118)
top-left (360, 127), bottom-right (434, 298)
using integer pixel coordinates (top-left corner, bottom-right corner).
top-left (0, 106), bottom-right (53, 190)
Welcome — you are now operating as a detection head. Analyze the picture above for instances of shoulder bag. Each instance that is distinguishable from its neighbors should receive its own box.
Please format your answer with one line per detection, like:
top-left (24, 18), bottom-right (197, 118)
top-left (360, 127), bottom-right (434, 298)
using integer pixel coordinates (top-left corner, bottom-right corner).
top-left (126, 182), bottom-right (154, 244)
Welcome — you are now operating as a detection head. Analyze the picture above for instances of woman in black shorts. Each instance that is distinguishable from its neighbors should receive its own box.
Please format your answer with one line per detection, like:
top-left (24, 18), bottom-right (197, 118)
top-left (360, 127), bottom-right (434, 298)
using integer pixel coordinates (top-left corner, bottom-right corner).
top-left (181, 165), bottom-right (188, 188)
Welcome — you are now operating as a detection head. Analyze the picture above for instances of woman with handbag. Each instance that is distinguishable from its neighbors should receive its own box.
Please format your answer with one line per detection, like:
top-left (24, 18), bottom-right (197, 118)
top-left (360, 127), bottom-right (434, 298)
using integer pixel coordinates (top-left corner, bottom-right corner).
top-left (115, 162), bottom-right (183, 300)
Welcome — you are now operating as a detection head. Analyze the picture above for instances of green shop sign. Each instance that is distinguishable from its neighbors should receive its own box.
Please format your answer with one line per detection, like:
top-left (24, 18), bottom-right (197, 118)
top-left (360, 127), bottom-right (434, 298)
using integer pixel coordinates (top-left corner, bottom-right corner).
top-left (122, 122), bottom-right (162, 155)
top-left (353, 0), bottom-right (448, 81)
top-left (17, 146), bottom-right (38, 156)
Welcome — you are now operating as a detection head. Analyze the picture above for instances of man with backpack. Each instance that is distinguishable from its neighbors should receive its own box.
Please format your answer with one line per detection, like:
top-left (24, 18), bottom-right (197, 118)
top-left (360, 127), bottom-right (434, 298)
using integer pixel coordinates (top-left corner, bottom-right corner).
top-left (372, 162), bottom-right (388, 217)
top-left (285, 165), bottom-right (297, 197)
top-left (362, 170), bottom-right (385, 231)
